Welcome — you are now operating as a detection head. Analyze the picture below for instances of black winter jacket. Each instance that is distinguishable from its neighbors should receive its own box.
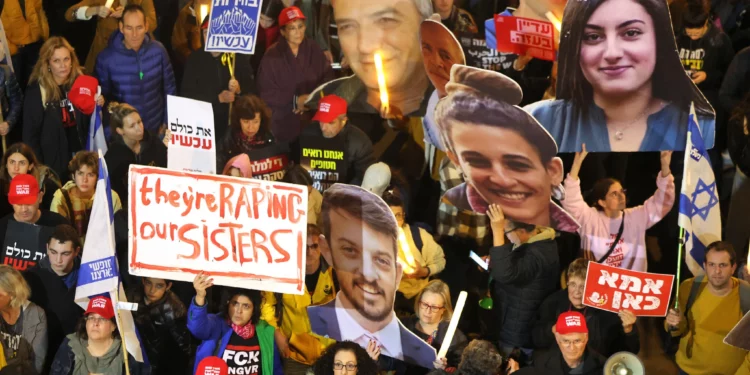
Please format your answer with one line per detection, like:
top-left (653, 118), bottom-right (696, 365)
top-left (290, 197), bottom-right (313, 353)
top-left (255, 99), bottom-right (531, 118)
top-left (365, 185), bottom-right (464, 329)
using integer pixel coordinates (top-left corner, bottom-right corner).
top-left (125, 288), bottom-right (193, 375)
top-left (531, 289), bottom-right (640, 357)
top-left (489, 230), bottom-right (560, 348)
top-left (728, 114), bottom-right (750, 176)
top-left (23, 258), bottom-right (83, 374)
top-left (514, 348), bottom-right (606, 375)
top-left (0, 64), bottom-right (22, 131)
top-left (104, 131), bottom-right (167, 209)
top-left (22, 82), bottom-right (89, 180)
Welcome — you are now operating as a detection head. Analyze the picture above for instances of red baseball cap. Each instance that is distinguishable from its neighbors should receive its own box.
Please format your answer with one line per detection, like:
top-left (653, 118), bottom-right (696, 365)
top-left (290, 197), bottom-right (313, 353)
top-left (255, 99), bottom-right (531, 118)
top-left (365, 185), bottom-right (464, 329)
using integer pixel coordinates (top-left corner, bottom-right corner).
top-left (279, 6), bottom-right (306, 27)
top-left (556, 311), bottom-right (588, 335)
top-left (312, 95), bottom-right (348, 123)
top-left (86, 296), bottom-right (115, 320)
top-left (196, 356), bottom-right (228, 375)
top-left (8, 174), bottom-right (39, 205)
top-left (69, 75), bottom-right (99, 115)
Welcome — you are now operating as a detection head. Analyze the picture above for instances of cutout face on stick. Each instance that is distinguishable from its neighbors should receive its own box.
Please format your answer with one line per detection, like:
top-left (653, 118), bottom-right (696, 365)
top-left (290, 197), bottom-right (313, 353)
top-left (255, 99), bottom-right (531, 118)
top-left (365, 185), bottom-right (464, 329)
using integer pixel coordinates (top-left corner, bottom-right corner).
top-left (420, 19), bottom-right (465, 98)
top-left (436, 64), bottom-right (579, 233)
top-left (307, 184), bottom-right (437, 368)
top-left (525, 0), bottom-right (715, 152)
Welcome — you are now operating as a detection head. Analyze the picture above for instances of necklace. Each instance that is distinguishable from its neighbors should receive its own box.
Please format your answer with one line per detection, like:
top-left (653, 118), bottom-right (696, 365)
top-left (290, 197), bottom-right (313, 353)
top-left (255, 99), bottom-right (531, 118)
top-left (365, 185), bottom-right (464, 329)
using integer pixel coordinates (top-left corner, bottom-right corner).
top-left (610, 101), bottom-right (662, 141)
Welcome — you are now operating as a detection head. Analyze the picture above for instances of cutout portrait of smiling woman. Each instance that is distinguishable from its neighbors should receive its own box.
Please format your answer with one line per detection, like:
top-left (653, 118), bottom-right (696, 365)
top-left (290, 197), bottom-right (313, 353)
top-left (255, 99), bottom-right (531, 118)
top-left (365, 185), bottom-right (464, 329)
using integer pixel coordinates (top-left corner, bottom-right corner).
top-left (525, 0), bottom-right (716, 152)
top-left (436, 64), bottom-right (579, 233)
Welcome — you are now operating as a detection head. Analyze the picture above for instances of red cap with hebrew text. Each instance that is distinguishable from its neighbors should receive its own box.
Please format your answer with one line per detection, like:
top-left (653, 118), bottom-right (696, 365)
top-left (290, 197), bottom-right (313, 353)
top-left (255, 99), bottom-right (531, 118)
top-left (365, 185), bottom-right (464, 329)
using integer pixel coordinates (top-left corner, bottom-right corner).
top-left (8, 174), bottom-right (39, 205)
top-left (556, 311), bottom-right (588, 335)
top-left (312, 95), bottom-right (348, 123)
top-left (85, 296), bottom-right (115, 320)
top-left (69, 75), bottom-right (99, 115)
top-left (196, 356), bottom-right (228, 375)
top-left (279, 6), bottom-right (306, 27)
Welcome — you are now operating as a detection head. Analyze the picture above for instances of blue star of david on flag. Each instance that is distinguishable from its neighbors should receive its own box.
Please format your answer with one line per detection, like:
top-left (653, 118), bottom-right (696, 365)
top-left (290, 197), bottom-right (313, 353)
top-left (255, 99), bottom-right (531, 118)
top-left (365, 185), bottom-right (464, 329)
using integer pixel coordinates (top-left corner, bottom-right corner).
top-left (689, 178), bottom-right (719, 221)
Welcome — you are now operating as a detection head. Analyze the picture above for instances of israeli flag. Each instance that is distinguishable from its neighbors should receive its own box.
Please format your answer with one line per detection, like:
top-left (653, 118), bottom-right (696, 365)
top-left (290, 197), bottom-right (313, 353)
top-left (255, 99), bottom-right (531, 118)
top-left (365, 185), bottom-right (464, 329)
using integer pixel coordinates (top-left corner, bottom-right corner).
top-left (678, 103), bottom-right (722, 276)
top-left (86, 92), bottom-right (108, 154)
top-left (74, 151), bottom-right (146, 362)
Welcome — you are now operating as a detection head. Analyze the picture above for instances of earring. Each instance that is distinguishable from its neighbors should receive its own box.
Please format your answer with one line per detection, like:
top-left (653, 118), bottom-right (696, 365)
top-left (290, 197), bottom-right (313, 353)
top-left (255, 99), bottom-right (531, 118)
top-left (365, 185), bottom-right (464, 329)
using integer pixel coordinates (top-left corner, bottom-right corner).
top-left (47, 67), bottom-right (51, 72)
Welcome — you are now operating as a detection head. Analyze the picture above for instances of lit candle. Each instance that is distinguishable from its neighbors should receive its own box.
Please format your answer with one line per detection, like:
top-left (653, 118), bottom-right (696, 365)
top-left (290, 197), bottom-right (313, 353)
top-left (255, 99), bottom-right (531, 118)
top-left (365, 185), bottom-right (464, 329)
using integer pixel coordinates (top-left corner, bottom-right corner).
top-left (398, 227), bottom-right (417, 274)
top-left (544, 11), bottom-right (561, 32)
top-left (437, 291), bottom-right (468, 359)
top-left (104, 0), bottom-right (115, 9)
top-left (199, 4), bottom-right (209, 24)
top-left (374, 52), bottom-right (389, 111)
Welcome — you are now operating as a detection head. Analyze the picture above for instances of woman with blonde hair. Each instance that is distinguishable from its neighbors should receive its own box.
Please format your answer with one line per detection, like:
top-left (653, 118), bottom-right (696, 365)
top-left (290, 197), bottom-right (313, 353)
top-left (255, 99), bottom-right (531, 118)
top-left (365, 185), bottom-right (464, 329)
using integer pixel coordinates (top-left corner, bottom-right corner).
top-left (22, 36), bottom-right (104, 180)
top-left (0, 265), bottom-right (48, 374)
top-left (403, 280), bottom-right (467, 372)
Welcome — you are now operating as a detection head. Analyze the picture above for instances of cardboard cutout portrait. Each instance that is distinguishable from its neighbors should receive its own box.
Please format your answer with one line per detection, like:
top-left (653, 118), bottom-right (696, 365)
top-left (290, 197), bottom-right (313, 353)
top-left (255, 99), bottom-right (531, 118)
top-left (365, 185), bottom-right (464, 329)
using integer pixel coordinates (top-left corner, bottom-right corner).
top-left (308, 184), bottom-right (437, 368)
top-left (421, 19), bottom-right (466, 150)
top-left (435, 64), bottom-right (579, 233)
top-left (525, 0), bottom-right (715, 152)
top-left (307, 0), bottom-right (432, 117)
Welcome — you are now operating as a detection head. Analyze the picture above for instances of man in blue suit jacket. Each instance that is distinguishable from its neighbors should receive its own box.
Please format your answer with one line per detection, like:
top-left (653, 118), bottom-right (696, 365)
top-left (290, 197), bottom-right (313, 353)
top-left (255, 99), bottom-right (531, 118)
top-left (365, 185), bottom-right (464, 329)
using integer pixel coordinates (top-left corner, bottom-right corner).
top-left (307, 184), bottom-right (437, 370)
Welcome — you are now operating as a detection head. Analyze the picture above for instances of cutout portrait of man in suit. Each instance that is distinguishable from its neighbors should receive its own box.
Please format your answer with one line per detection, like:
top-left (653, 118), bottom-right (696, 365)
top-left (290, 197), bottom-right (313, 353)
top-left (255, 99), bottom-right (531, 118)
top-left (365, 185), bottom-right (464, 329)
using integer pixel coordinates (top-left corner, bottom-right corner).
top-left (307, 183), bottom-right (437, 369)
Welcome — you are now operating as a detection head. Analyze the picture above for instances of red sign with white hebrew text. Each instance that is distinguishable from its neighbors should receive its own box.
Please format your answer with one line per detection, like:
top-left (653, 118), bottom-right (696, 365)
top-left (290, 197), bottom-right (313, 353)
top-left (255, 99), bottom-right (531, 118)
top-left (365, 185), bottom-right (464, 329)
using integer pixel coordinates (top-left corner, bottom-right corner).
top-left (494, 15), bottom-right (555, 61)
top-left (583, 262), bottom-right (674, 317)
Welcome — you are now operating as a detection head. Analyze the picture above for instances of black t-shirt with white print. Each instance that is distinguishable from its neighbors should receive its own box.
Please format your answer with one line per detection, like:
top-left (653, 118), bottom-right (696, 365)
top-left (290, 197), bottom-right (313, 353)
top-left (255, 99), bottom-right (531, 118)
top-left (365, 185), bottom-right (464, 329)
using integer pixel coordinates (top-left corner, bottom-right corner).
top-left (222, 332), bottom-right (262, 375)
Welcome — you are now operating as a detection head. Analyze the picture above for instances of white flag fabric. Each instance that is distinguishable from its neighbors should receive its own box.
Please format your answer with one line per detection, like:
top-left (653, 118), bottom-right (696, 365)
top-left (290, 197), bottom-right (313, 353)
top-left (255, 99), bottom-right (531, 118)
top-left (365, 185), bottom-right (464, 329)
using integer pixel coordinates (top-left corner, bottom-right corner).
top-left (74, 150), bottom-right (145, 362)
top-left (678, 103), bottom-right (722, 276)
top-left (87, 100), bottom-right (108, 154)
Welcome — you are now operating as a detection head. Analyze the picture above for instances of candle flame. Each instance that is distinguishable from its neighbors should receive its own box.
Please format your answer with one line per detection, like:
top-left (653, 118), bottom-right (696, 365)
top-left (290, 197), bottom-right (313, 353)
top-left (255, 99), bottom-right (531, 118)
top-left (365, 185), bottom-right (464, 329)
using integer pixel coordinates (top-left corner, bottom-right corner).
top-left (545, 11), bottom-right (562, 32)
top-left (397, 227), bottom-right (416, 274)
top-left (374, 52), bottom-right (389, 110)
top-left (199, 4), bottom-right (209, 24)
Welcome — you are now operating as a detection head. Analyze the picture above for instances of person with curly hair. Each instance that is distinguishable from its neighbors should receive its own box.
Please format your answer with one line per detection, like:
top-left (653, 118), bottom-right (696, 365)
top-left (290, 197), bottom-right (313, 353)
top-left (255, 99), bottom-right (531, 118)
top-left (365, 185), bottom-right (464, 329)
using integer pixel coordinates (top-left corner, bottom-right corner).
top-left (311, 341), bottom-right (379, 375)
top-left (456, 340), bottom-right (505, 375)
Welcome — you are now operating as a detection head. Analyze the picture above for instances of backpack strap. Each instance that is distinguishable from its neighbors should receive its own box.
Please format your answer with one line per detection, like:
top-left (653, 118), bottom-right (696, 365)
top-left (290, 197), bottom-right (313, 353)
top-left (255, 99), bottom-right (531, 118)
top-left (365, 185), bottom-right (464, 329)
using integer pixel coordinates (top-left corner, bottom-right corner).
top-left (684, 275), bottom-right (705, 316)
top-left (410, 224), bottom-right (423, 253)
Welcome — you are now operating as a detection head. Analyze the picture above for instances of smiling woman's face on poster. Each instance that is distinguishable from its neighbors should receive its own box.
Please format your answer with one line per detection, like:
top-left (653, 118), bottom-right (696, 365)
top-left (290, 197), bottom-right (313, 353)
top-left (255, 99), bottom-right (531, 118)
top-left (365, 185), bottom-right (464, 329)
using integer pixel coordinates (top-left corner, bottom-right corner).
top-left (525, 0), bottom-right (716, 153)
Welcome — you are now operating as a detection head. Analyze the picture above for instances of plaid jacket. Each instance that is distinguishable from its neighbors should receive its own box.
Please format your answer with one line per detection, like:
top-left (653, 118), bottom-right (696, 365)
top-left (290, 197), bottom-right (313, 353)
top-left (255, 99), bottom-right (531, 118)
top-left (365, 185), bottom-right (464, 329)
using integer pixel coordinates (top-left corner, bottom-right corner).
top-left (436, 158), bottom-right (490, 245)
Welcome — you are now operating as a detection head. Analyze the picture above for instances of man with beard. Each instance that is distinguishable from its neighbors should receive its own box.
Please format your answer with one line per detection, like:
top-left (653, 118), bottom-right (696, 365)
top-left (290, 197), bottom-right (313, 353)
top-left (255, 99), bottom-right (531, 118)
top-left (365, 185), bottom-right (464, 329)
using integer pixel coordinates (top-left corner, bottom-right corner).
top-left (665, 241), bottom-right (750, 375)
top-left (307, 183), bottom-right (437, 369)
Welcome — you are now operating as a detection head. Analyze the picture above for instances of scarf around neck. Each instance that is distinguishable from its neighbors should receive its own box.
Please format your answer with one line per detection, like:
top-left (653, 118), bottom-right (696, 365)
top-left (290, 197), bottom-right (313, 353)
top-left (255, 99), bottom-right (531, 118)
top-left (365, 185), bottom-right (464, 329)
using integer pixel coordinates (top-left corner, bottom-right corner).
top-left (227, 320), bottom-right (256, 340)
top-left (68, 335), bottom-right (124, 375)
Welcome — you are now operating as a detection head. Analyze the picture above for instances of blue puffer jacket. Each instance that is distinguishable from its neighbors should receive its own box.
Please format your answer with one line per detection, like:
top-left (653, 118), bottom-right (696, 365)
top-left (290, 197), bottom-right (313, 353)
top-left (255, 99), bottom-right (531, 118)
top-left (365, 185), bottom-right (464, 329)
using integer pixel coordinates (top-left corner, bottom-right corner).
top-left (94, 30), bottom-right (176, 133)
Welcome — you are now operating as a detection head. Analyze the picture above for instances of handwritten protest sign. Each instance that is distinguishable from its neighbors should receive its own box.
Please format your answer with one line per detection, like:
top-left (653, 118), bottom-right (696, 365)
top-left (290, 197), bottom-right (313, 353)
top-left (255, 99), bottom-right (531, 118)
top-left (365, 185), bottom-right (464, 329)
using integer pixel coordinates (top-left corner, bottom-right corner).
top-left (299, 136), bottom-right (347, 192)
top-left (128, 165), bottom-right (308, 295)
top-left (167, 95), bottom-right (216, 174)
top-left (205, 0), bottom-right (263, 54)
top-left (247, 144), bottom-right (290, 181)
top-left (494, 15), bottom-right (555, 61)
top-left (3, 221), bottom-right (53, 271)
top-left (582, 262), bottom-right (674, 317)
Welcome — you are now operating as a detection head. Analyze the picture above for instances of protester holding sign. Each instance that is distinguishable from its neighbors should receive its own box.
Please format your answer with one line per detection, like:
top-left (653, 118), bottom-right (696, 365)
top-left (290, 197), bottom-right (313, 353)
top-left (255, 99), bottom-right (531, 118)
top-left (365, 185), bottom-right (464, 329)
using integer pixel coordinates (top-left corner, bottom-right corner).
top-left (486, 203), bottom-right (559, 366)
top-left (23, 224), bottom-right (83, 374)
top-left (50, 151), bottom-right (123, 242)
top-left (0, 143), bottom-right (61, 219)
top-left (532, 258), bottom-right (640, 358)
top-left (0, 174), bottom-right (69, 269)
top-left (217, 95), bottom-right (280, 172)
top-left (189, 273), bottom-right (283, 375)
top-left (181, 16), bottom-right (257, 142)
top-left (0, 264), bottom-right (47, 374)
top-left (258, 6), bottom-right (334, 143)
top-left (104, 102), bottom-right (167, 210)
top-left (525, 0), bottom-right (716, 152)
top-left (296, 95), bottom-right (374, 190)
top-left (50, 296), bottom-right (150, 375)
top-left (665, 241), bottom-right (750, 375)
top-left (564, 145), bottom-right (674, 271)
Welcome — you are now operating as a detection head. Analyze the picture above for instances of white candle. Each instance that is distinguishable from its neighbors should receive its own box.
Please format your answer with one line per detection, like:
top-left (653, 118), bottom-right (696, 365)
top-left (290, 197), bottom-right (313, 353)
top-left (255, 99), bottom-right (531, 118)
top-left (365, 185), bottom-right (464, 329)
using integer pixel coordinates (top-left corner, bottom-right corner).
top-left (373, 52), bottom-right (389, 110)
top-left (398, 227), bottom-right (417, 274)
top-left (437, 291), bottom-right (468, 359)
top-left (104, 0), bottom-right (115, 9)
top-left (199, 4), bottom-right (209, 23)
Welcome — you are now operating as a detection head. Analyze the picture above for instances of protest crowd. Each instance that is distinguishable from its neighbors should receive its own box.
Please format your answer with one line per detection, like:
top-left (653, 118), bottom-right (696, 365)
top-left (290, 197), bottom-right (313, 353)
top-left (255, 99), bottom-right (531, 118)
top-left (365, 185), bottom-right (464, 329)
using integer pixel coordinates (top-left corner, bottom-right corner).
top-left (0, 0), bottom-right (746, 374)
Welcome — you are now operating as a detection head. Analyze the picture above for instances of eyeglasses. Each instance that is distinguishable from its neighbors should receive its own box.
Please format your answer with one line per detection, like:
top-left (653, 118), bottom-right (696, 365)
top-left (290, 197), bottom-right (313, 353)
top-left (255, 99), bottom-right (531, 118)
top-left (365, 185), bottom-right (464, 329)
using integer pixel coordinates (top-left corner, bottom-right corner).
top-left (229, 300), bottom-right (253, 312)
top-left (85, 316), bottom-right (109, 325)
top-left (559, 338), bottom-right (585, 347)
top-left (333, 362), bottom-right (357, 371)
top-left (419, 302), bottom-right (445, 313)
top-left (607, 189), bottom-right (627, 199)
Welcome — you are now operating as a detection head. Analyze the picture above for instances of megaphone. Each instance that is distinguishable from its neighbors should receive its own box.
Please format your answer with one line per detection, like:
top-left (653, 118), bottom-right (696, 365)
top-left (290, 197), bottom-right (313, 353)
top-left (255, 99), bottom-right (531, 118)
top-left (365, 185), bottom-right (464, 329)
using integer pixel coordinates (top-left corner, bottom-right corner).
top-left (604, 352), bottom-right (644, 375)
